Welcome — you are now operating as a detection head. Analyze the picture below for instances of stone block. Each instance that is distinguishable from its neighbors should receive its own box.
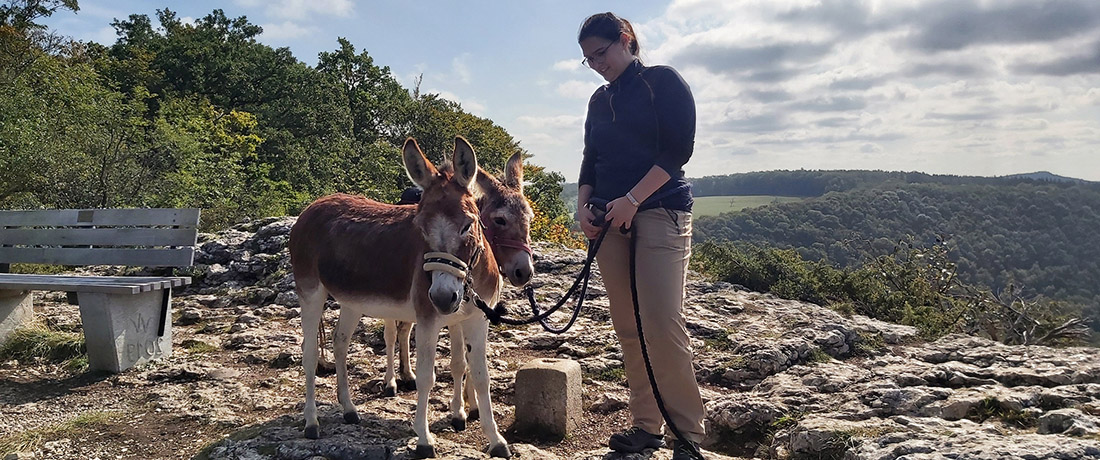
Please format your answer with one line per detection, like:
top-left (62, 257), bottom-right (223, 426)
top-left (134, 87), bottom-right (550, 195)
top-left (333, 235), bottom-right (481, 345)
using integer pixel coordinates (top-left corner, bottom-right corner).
top-left (78, 290), bottom-right (173, 373)
top-left (513, 358), bottom-right (582, 438)
top-left (0, 290), bottom-right (33, 344)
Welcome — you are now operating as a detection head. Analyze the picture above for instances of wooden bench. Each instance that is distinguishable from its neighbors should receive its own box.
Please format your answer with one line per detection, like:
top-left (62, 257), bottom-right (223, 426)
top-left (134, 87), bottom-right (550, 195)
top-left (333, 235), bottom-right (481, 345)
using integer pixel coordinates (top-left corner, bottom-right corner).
top-left (0, 208), bottom-right (200, 372)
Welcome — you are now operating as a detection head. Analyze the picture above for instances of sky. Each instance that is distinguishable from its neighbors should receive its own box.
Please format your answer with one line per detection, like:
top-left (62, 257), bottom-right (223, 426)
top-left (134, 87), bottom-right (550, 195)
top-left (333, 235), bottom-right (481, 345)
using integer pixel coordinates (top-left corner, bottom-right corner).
top-left (41, 0), bottom-right (1100, 182)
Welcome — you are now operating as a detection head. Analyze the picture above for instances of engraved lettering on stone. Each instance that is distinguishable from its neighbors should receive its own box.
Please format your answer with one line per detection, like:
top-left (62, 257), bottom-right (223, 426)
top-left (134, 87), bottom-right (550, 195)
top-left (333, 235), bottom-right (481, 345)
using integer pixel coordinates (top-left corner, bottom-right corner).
top-left (125, 338), bottom-right (163, 364)
top-left (131, 312), bottom-right (154, 333)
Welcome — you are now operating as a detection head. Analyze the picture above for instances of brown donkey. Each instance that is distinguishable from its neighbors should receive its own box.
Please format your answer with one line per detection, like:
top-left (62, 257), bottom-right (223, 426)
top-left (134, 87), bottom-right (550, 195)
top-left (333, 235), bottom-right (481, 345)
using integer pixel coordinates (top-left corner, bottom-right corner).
top-left (289, 137), bottom-right (510, 458)
top-left (383, 153), bottom-right (534, 429)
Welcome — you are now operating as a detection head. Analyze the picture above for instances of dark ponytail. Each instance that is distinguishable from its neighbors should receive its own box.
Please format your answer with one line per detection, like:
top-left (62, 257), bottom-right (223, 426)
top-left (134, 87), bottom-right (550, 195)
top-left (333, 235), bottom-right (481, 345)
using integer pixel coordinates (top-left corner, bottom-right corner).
top-left (578, 12), bottom-right (640, 57)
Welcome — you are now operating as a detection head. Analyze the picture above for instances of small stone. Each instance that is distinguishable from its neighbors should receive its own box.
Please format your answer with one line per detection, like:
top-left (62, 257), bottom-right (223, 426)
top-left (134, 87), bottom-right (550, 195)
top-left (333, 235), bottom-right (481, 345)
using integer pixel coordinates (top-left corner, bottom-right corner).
top-left (589, 393), bottom-right (628, 413)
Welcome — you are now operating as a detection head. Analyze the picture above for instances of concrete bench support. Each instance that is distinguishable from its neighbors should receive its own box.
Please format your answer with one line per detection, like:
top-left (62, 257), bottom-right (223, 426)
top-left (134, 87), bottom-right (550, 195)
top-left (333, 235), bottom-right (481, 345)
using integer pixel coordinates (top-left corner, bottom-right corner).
top-left (513, 358), bottom-right (582, 439)
top-left (0, 289), bottom-right (33, 343)
top-left (78, 289), bottom-right (173, 373)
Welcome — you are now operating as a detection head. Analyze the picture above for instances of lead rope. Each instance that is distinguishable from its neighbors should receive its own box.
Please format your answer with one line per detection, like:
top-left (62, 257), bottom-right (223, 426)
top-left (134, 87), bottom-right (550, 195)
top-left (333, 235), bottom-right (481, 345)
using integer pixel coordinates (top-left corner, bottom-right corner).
top-left (627, 225), bottom-right (706, 460)
top-left (471, 220), bottom-right (610, 332)
top-left (469, 217), bottom-right (707, 459)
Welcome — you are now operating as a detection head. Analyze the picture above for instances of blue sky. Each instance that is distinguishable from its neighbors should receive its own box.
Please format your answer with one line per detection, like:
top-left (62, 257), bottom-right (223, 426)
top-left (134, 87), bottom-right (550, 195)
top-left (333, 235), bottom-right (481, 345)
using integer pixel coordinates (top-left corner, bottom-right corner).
top-left (42, 0), bottom-right (1100, 182)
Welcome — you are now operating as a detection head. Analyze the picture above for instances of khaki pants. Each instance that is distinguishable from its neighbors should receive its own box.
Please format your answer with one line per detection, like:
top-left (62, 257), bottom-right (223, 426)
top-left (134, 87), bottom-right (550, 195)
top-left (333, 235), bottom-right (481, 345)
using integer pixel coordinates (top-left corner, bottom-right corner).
top-left (596, 207), bottom-right (706, 443)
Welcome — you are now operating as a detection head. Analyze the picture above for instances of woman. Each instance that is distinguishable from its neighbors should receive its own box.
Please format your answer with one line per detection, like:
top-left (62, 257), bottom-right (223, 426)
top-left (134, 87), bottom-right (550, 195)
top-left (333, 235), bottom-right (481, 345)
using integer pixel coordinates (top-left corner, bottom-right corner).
top-left (575, 11), bottom-right (705, 460)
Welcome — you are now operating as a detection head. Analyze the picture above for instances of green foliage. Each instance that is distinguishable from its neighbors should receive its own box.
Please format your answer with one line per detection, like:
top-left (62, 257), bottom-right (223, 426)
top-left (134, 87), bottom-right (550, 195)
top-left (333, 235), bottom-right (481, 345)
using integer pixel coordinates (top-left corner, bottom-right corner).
top-left (526, 164), bottom-right (585, 249)
top-left (589, 366), bottom-right (626, 383)
top-left (693, 181), bottom-right (1100, 340)
top-left (2, 6), bottom-right (574, 243)
top-left (692, 238), bottom-right (1089, 344)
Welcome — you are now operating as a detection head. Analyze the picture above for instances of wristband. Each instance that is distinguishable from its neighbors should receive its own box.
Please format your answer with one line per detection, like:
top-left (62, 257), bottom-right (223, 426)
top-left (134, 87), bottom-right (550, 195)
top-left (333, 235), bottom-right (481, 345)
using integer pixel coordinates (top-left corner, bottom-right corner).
top-left (625, 191), bottom-right (640, 207)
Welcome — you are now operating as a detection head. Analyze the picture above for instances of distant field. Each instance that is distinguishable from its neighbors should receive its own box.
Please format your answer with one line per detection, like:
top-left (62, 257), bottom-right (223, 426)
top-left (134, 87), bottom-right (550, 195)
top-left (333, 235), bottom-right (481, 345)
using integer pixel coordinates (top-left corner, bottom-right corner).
top-left (692, 195), bottom-right (803, 217)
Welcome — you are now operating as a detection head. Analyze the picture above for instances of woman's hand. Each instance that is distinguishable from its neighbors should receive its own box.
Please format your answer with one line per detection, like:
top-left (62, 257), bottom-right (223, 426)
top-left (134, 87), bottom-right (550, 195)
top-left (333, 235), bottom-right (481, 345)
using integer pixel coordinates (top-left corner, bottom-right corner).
top-left (605, 196), bottom-right (639, 232)
top-left (577, 205), bottom-right (602, 239)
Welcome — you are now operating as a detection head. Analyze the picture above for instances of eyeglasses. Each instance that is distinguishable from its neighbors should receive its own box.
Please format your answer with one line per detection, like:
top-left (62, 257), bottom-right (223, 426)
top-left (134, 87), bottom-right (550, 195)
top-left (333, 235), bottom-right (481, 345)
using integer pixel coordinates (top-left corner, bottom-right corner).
top-left (581, 40), bottom-right (618, 68)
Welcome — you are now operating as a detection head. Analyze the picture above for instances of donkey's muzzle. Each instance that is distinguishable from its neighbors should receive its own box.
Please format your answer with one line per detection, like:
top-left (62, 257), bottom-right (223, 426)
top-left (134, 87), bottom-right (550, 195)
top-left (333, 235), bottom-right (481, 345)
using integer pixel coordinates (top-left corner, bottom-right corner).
top-left (424, 252), bottom-right (468, 314)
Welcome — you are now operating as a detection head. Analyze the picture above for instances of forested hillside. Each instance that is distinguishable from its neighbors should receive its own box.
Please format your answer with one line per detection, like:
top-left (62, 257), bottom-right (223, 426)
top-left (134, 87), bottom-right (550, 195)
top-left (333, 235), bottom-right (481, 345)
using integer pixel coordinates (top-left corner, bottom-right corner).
top-left (693, 182), bottom-right (1100, 307)
top-left (0, 3), bottom-right (571, 233)
top-left (689, 169), bottom-right (1095, 198)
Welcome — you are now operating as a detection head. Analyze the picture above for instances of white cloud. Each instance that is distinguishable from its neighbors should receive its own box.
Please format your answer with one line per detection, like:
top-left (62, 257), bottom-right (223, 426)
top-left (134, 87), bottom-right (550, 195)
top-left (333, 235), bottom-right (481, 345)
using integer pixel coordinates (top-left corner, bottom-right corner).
top-left (592, 0), bottom-right (1098, 180)
top-left (452, 54), bottom-right (472, 85)
top-left (553, 59), bottom-right (582, 72)
top-left (259, 21), bottom-right (314, 40)
top-left (432, 90), bottom-right (487, 117)
top-left (556, 80), bottom-right (600, 100)
top-left (517, 114), bottom-right (584, 129)
top-left (235, 0), bottom-right (355, 20)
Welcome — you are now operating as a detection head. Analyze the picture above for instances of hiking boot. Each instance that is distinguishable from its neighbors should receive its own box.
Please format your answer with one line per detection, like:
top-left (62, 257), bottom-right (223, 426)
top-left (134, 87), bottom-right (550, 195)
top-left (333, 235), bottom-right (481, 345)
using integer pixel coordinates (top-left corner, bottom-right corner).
top-left (671, 440), bottom-right (701, 460)
top-left (608, 427), bottom-right (664, 453)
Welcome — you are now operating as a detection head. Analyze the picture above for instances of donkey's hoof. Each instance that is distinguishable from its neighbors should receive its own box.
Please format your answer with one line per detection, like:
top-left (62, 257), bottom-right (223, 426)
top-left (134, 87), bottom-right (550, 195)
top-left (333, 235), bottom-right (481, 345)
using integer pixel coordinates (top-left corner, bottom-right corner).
top-left (451, 416), bottom-right (466, 432)
top-left (383, 385), bottom-right (397, 397)
top-left (414, 444), bottom-right (436, 458)
top-left (488, 443), bottom-right (512, 458)
top-left (398, 379), bottom-right (417, 391)
top-left (467, 408), bottom-right (480, 421)
top-left (343, 411), bottom-right (360, 424)
top-left (304, 424), bottom-right (320, 439)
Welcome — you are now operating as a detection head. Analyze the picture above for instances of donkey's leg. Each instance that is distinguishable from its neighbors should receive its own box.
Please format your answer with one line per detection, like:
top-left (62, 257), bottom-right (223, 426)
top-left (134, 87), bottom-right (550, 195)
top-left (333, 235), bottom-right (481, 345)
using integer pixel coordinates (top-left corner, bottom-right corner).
top-left (465, 360), bottom-right (480, 421)
top-left (334, 309), bottom-right (361, 424)
top-left (397, 320), bottom-right (416, 388)
top-left (412, 318), bottom-right (441, 458)
top-left (448, 326), bottom-right (468, 431)
top-left (383, 319), bottom-right (399, 397)
top-left (299, 287), bottom-right (327, 439)
top-left (462, 317), bottom-right (510, 458)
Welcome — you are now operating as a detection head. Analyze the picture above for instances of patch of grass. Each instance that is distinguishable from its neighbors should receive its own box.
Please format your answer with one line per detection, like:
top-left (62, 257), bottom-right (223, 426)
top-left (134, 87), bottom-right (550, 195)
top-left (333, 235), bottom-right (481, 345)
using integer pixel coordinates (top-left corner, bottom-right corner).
top-left (588, 367), bottom-right (626, 383)
top-left (967, 397), bottom-right (1037, 428)
top-left (584, 345), bottom-right (605, 356)
top-left (0, 323), bottom-right (86, 366)
top-left (770, 412), bottom-right (801, 431)
top-left (815, 431), bottom-right (858, 460)
top-left (853, 331), bottom-right (887, 356)
top-left (0, 410), bottom-right (113, 454)
top-left (719, 355), bottom-right (748, 371)
top-left (703, 332), bottom-right (737, 352)
top-left (691, 195), bottom-right (804, 218)
top-left (806, 347), bottom-right (832, 364)
top-left (182, 339), bottom-right (219, 354)
top-left (62, 355), bottom-right (89, 373)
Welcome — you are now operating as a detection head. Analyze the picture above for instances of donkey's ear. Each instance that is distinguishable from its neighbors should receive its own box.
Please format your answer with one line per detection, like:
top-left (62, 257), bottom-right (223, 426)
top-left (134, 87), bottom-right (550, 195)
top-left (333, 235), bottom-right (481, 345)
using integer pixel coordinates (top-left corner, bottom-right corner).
top-left (503, 152), bottom-right (524, 191)
top-left (452, 136), bottom-right (478, 189)
top-left (403, 138), bottom-right (438, 189)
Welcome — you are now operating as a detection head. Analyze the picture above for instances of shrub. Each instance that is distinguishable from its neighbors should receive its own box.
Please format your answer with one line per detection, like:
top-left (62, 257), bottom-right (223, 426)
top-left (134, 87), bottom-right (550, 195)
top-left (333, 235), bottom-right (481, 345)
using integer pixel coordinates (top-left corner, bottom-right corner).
top-left (691, 238), bottom-right (1089, 345)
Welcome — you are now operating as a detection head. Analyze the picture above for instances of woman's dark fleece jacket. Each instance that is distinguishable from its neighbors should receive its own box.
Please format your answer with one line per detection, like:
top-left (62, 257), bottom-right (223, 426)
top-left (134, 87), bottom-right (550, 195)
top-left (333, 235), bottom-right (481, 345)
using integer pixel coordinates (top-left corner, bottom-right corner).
top-left (579, 59), bottom-right (695, 211)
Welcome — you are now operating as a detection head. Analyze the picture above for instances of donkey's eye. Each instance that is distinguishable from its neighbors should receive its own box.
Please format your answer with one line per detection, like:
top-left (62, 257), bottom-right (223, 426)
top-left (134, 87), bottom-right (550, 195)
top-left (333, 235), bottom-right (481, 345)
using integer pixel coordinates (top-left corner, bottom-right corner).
top-left (493, 217), bottom-right (507, 227)
top-left (462, 222), bottom-right (473, 234)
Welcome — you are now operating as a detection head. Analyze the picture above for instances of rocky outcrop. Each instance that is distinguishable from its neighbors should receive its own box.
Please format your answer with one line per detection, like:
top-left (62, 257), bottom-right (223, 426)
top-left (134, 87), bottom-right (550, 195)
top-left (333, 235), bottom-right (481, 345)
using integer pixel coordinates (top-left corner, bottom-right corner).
top-left (178, 218), bottom-right (1100, 459)
top-left (9, 217), bottom-right (1098, 459)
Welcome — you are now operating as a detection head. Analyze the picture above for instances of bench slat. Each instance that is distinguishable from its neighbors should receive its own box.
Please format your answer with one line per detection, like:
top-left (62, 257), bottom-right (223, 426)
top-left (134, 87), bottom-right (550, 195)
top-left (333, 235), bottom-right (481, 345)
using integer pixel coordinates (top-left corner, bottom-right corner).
top-left (0, 208), bottom-right (200, 227)
top-left (0, 227), bottom-right (198, 247)
top-left (0, 274), bottom-right (191, 295)
top-left (0, 247), bottom-right (195, 267)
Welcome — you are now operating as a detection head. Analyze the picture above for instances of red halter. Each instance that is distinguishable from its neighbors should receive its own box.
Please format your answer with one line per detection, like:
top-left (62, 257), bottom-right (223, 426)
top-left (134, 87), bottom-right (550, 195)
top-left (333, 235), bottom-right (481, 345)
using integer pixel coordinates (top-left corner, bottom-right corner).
top-left (480, 213), bottom-right (532, 255)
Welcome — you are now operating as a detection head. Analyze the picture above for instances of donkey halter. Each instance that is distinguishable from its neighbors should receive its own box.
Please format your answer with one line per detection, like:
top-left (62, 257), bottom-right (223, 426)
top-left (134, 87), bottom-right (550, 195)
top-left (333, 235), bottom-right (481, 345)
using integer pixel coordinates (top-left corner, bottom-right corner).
top-left (423, 244), bottom-right (484, 306)
top-left (480, 213), bottom-right (532, 255)
top-left (423, 252), bottom-right (470, 279)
